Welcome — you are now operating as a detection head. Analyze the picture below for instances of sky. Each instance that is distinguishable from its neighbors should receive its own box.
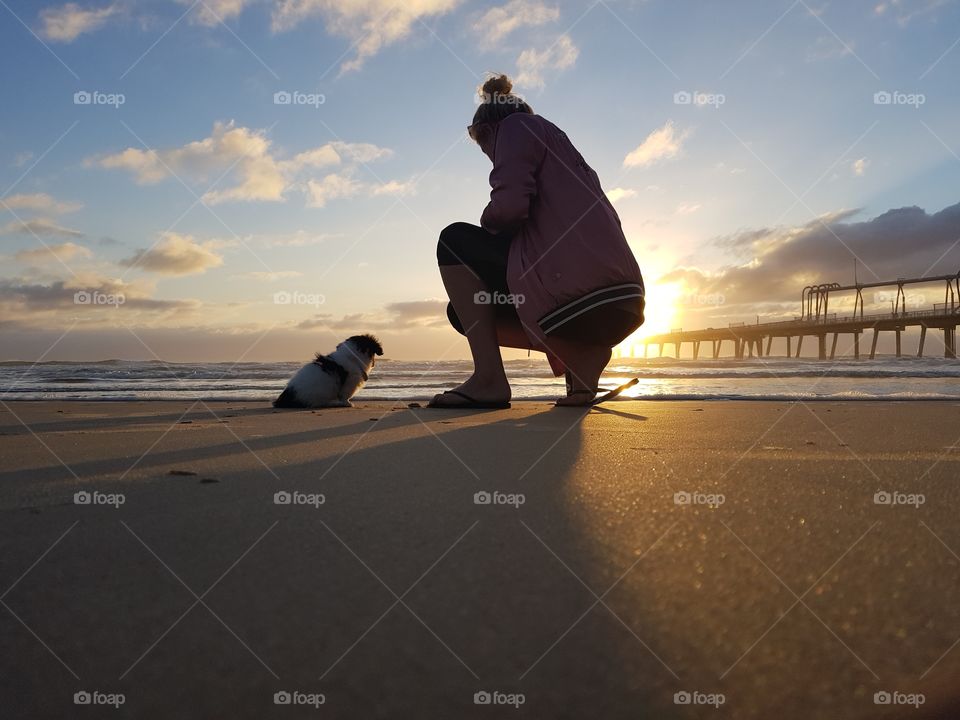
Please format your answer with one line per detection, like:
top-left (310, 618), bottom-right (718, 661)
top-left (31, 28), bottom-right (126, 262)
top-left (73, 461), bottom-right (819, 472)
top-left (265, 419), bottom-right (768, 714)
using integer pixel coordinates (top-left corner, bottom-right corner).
top-left (1, 0), bottom-right (959, 362)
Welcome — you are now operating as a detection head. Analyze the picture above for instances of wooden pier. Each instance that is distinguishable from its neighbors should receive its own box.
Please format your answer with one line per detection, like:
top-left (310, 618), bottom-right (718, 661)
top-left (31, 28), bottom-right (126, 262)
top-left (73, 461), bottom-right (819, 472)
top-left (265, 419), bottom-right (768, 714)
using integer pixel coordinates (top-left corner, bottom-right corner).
top-left (643, 274), bottom-right (960, 361)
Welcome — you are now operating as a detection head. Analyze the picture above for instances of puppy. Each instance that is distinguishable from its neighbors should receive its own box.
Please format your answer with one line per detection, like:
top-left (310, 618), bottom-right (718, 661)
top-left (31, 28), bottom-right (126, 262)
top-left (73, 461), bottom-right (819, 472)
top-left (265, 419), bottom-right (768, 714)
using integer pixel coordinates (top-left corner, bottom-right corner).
top-left (274, 334), bottom-right (383, 408)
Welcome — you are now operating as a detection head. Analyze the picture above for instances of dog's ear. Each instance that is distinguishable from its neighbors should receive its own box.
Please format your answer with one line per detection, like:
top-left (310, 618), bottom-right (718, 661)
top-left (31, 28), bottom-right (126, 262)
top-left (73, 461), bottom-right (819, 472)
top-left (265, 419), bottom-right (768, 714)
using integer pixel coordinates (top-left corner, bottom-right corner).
top-left (347, 334), bottom-right (383, 356)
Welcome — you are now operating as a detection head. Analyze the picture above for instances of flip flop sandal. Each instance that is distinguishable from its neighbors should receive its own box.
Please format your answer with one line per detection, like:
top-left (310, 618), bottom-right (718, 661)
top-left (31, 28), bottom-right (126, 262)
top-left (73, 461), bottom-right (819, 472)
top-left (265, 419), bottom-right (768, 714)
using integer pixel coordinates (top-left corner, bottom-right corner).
top-left (426, 390), bottom-right (512, 410)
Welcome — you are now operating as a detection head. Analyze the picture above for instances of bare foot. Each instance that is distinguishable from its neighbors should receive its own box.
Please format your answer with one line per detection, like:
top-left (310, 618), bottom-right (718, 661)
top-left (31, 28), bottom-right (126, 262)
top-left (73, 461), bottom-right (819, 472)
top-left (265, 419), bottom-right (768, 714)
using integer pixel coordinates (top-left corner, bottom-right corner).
top-left (429, 374), bottom-right (511, 407)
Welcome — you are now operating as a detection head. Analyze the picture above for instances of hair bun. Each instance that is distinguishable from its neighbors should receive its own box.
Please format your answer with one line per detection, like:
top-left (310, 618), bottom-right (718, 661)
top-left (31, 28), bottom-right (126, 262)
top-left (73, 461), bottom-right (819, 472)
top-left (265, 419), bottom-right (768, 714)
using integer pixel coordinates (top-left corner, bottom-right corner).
top-left (481, 74), bottom-right (513, 98)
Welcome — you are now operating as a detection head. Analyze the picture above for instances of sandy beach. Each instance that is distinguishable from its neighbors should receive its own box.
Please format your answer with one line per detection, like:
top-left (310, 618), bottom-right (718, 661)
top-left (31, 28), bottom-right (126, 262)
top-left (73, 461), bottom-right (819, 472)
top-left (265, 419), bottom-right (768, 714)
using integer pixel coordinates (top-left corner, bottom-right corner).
top-left (2, 400), bottom-right (959, 719)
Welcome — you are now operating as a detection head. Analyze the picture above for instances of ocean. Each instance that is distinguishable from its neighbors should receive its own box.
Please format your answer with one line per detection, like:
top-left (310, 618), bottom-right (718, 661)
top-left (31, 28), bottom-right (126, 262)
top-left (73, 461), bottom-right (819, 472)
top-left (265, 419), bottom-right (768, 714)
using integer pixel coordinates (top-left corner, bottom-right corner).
top-left (2, 356), bottom-right (960, 401)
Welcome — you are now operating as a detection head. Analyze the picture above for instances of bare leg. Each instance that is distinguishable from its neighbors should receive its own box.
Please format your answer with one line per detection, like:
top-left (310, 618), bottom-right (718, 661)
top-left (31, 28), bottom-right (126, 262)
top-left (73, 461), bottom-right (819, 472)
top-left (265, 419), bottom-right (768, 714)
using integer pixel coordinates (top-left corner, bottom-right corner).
top-left (430, 265), bottom-right (511, 406)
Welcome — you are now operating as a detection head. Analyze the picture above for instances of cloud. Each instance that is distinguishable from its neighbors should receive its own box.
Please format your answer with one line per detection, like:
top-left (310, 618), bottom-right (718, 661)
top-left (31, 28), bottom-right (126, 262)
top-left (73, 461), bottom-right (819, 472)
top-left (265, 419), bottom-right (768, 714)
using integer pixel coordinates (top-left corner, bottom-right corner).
top-left (2, 193), bottom-right (82, 214)
top-left (659, 201), bottom-right (960, 308)
top-left (306, 172), bottom-right (414, 207)
top-left (675, 202), bottom-right (702, 215)
top-left (120, 233), bottom-right (224, 275)
top-left (874, 0), bottom-right (948, 26)
top-left (0, 276), bottom-right (195, 321)
top-left (623, 121), bottom-right (689, 168)
top-left (372, 179), bottom-right (416, 196)
top-left (515, 34), bottom-right (578, 88)
top-left (805, 35), bottom-right (854, 62)
top-left (234, 270), bottom-right (304, 281)
top-left (15, 242), bottom-right (92, 264)
top-left (306, 174), bottom-right (363, 208)
top-left (93, 122), bottom-right (396, 206)
top-left (297, 299), bottom-right (450, 331)
top-left (176, 0), bottom-right (251, 26)
top-left (39, 2), bottom-right (118, 42)
top-left (255, 231), bottom-right (338, 247)
top-left (606, 188), bottom-right (636, 204)
top-left (473, 0), bottom-right (559, 45)
top-left (95, 122), bottom-right (283, 202)
top-left (12, 152), bottom-right (35, 168)
top-left (271, 0), bottom-right (460, 72)
top-left (852, 157), bottom-right (869, 176)
top-left (1, 217), bottom-right (84, 238)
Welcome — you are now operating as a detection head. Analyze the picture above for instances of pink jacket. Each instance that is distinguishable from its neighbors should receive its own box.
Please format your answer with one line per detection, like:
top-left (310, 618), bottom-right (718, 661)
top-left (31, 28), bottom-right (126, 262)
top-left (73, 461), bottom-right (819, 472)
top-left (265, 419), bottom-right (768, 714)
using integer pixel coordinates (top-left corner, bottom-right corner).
top-left (479, 113), bottom-right (644, 376)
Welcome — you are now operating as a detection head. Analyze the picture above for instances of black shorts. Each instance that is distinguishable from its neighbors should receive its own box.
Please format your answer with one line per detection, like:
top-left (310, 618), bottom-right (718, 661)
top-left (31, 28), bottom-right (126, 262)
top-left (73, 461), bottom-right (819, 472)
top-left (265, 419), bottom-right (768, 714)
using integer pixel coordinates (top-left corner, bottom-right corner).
top-left (437, 222), bottom-right (518, 335)
top-left (436, 222), bottom-right (512, 293)
top-left (437, 221), bottom-right (644, 346)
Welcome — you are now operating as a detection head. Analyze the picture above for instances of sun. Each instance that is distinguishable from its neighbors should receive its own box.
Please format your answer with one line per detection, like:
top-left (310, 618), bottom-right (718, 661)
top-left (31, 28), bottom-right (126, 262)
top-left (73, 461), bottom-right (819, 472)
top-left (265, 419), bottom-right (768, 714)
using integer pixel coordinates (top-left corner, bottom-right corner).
top-left (613, 282), bottom-right (684, 358)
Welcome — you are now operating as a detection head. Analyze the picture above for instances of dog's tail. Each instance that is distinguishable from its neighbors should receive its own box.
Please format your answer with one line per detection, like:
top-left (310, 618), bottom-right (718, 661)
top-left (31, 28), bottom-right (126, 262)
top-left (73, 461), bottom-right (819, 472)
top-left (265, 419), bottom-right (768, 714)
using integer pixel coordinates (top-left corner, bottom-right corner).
top-left (273, 387), bottom-right (306, 408)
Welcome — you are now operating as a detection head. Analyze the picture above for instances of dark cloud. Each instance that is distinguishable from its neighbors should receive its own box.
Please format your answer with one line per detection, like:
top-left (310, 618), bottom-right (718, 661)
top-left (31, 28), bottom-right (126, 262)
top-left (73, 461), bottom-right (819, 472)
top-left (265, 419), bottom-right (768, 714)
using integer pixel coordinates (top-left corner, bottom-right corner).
top-left (297, 299), bottom-right (449, 332)
top-left (120, 233), bottom-right (223, 275)
top-left (0, 279), bottom-right (194, 316)
top-left (1, 218), bottom-right (84, 238)
top-left (661, 201), bottom-right (960, 308)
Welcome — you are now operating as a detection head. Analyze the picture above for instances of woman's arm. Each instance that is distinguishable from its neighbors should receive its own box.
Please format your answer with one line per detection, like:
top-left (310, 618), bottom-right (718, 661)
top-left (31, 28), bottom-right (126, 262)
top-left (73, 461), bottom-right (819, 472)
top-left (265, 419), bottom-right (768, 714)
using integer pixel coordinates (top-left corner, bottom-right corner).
top-left (480, 115), bottom-right (546, 234)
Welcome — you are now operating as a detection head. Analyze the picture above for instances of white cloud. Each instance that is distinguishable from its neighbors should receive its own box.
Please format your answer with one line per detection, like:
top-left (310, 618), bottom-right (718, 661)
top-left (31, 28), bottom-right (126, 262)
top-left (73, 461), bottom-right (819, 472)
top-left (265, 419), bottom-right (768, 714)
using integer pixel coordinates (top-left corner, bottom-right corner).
top-left (15, 242), bottom-right (92, 264)
top-left (623, 121), bottom-right (689, 168)
top-left (40, 2), bottom-right (118, 42)
top-left (306, 174), bottom-right (363, 208)
top-left (852, 157), bottom-right (869, 176)
top-left (372, 179), bottom-right (415, 196)
top-left (2, 193), bottom-right (82, 215)
top-left (473, 0), bottom-right (559, 45)
top-left (1, 217), bottom-right (84, 238)
top-left (306, 173), bottom-right (415, 207)
top-left (675, 202), bottom-right (702, 215)
top-left (805, 35), bottom-right (854, 63)
top-left (96, 122), bottom-right (283, 203)
top-left (93, 122), bottom-right (396, 206)
top-left (605, 188), bottom-right (636, 204)
top-left (176, 0), bottom-right (251, 26)
top-left (515, 34), bottom-right (578, 88)
top-left (234, 270), bottom-right (304, 281)
top-left (12, 152), bottom-right (35, 168)
top-left (874, 0), bottom-right (948, 26)
top-left (120, 232), bottom-right (224, 275)
top-left (271, 0), bottom-right (460, 72)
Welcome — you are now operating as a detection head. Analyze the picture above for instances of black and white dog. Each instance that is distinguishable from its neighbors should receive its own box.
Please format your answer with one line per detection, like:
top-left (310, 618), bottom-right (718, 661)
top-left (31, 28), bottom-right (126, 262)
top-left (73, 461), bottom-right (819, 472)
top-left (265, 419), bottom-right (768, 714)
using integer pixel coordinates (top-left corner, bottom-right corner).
top-left (274, 334), bottom-right (383, 408)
